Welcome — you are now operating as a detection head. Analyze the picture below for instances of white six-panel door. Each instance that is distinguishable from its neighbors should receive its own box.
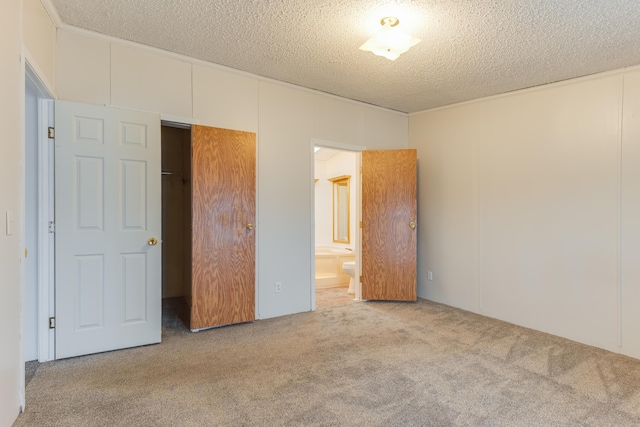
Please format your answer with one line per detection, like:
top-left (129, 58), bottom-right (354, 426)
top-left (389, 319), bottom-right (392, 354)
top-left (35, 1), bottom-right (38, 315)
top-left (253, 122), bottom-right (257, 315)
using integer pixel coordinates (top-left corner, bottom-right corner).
top-left (55, 101), bottom-right (161, 359)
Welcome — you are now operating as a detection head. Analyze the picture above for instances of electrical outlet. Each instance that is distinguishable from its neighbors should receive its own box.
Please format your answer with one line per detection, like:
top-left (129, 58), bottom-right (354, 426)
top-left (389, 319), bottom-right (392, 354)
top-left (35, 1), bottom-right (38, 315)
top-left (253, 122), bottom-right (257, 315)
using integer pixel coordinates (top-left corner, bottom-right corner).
top-left (275, 282), bottom-right (282, 293)
top-left (427, 271), bottom-right (433, 281)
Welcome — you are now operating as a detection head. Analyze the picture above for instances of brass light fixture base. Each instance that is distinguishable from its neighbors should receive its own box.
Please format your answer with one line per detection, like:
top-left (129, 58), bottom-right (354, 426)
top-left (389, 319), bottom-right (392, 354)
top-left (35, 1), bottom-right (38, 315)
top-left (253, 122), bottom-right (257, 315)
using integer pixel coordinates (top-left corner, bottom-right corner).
top-left (380, 17), bottom-right (399, 27)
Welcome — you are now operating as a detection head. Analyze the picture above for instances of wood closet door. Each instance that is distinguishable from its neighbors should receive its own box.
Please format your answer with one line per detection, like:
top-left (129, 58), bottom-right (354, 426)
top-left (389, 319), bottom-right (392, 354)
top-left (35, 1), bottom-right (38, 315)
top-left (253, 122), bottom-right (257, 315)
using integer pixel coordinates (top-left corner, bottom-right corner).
top-left (361, 149), bottom-right (417, 301)
top-left (191, 125), bottom-right (256, 330)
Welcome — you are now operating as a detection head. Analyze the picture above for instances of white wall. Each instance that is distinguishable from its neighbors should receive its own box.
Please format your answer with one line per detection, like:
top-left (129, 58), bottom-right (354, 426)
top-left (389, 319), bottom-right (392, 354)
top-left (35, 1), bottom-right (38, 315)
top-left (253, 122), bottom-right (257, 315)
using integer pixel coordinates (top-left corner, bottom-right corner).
top-left (56, 28), bottom-right (408, 321)
top-left (193, 64), bottom-right (259, 133)
top-left (257, 82), bottom-right (316, 317)
top-left (56, 30), bottom-right (109, 105)
top-left (1, 0), bottom-right (24, 424)
top-left (111, 44), bottom-right (192, 117)
top-left (621, 69), bottom-right (640, 358)
top-left (410, 67), bottom-right (640, 359)
top-left (22, 0), bottom-right (56, 94)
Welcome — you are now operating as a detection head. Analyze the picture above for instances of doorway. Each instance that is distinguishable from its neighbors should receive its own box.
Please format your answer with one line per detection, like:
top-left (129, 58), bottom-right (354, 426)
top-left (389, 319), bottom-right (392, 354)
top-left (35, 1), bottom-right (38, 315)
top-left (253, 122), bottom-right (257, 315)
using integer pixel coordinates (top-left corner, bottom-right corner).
top-left (23, 64), bottom-right (54, 388)
top-left (312, 144), bottom-right (418, 308)
top-left (313, 144), bottom-right (362, 309)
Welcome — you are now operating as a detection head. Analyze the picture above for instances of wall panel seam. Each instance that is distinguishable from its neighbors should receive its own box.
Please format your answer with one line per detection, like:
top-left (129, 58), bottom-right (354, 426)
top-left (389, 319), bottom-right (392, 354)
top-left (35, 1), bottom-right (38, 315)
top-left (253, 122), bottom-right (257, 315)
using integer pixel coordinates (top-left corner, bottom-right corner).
top-left (616, 72), bottom-right (625, 349)
top-left (108, 42), bottom-right (113, 105)
top-left (56, 26), bottom-right (407, 117)
top-left (473, 122), bottom-right (482, 313)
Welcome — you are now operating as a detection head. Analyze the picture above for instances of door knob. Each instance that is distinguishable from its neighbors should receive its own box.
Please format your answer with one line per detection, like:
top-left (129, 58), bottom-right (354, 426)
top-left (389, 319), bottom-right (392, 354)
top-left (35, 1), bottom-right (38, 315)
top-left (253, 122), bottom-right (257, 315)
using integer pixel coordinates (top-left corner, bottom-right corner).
top-left (409, 221), bottom-right (416, 230)
top-left (246, 223), bottom-right (254, 231)
top-left (148, 237), bottom-right (158, 246)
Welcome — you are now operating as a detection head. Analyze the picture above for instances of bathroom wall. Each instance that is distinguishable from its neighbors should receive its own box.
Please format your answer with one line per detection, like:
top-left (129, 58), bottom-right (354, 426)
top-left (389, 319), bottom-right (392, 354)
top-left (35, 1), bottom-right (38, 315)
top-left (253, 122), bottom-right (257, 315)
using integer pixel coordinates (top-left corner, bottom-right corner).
top-left (410, 66), bottom-right (640, 359)
top-left (314, 151), bottom-right (357, 251)
top-left (326, 152), bottom-right (357, 251)
top-left (55, 27), bottom-right (409, 321)
top-left (314, 159), bottom-right (332, 248)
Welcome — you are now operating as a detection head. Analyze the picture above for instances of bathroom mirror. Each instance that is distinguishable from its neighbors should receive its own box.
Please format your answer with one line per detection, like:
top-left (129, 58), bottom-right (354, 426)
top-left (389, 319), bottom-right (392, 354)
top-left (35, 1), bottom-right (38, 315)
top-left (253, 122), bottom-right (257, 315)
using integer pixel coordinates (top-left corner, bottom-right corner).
top-left (328, 175), bottom-right (350, 244)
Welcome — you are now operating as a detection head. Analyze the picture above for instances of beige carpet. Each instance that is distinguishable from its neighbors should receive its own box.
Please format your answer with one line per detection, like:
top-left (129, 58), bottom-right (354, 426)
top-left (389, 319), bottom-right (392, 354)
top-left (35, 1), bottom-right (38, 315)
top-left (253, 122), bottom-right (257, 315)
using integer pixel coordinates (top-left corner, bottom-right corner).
top-left (14, 297), bottom-right (640, 426)
top-left (316, 286), bottom-right (357, 310)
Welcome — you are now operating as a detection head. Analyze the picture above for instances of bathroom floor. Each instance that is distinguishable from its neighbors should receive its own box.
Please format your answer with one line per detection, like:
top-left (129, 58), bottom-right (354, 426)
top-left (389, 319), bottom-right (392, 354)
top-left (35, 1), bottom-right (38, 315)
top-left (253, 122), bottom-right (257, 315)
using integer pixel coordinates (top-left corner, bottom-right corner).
top-left (316, 286), bottom-right (358, 310)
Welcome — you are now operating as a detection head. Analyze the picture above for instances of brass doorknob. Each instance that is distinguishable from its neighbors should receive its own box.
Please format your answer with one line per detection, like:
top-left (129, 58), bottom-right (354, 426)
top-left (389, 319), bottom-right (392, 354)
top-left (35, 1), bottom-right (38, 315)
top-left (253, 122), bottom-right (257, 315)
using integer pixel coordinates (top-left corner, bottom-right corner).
top-left (148, 237), bottom-right (158, 246)
top-left (246, 223), bottom-right (254, 231)
top-left (409, 221), bottom-right (416, 230)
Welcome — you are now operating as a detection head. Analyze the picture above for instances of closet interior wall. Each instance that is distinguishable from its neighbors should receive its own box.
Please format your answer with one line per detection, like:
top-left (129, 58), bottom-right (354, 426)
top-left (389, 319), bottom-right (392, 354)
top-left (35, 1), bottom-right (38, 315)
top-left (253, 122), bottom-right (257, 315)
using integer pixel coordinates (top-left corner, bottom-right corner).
top-left (161, 125), bottom-right (192, 308)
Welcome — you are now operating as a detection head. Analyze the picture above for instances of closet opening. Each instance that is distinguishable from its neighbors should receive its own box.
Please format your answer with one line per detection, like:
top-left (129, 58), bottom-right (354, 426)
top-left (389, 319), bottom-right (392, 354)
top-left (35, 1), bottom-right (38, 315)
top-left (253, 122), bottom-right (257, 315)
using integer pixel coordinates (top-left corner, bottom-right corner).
top-left (161, 123), bottom-right (257, 333)
top-left (161, 124), bottom-right (192, 332)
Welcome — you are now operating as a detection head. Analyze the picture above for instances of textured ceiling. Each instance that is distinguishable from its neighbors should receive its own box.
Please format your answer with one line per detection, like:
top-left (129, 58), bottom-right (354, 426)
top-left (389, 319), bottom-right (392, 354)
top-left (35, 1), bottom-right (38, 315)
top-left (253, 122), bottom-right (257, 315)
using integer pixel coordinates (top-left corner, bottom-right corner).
top-left (50, 0), bottom-right (640, 113)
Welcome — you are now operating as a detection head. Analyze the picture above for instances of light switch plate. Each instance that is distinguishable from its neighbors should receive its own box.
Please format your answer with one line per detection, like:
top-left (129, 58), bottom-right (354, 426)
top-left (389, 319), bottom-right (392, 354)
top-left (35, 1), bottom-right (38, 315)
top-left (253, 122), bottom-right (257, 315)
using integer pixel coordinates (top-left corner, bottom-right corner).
top-left (6, 211), bottom-right (13, 236)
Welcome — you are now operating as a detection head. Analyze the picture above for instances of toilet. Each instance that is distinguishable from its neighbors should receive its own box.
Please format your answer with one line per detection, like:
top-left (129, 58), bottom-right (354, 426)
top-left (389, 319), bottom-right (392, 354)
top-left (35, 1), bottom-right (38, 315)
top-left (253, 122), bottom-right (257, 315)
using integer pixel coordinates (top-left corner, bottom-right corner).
top-left (341, 261), bottom-right (356, 294)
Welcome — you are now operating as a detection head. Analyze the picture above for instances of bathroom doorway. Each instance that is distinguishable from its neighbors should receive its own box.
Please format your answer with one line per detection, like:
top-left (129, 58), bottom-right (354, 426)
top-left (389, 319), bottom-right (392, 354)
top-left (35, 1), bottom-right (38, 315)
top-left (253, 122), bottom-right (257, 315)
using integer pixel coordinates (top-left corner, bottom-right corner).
top-left (313, 143), bottom-right (362, 309)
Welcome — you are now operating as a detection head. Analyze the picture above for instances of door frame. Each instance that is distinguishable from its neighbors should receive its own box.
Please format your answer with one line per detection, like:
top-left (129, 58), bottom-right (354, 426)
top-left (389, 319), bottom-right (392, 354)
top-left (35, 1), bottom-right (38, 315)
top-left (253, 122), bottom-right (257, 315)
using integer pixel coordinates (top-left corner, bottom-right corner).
top-left (36, 97), bottom-right (55, 363)
top-left (310, 138), bottom-right (365, 310)
top-left (53, 101), bottom-right (165, 359)
top-left (36, 110), bottom-right (197, 362)
top-left (24, 63), bottom-right (55, 364)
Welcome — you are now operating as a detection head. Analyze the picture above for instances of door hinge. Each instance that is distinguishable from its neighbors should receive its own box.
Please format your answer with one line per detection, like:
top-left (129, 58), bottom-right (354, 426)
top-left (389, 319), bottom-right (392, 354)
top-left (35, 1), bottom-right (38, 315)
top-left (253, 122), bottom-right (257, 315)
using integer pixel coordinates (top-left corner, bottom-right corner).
top-left (48, 221), bottom-right (55, 234)
top-left (359, 221), bottom-right (362, 228)
top-left (359, 275), bottom-right (363, 283)
top-left (48, 127), bottom-right (55, 139)
top-left (49, 317), bottom-right (56, 329)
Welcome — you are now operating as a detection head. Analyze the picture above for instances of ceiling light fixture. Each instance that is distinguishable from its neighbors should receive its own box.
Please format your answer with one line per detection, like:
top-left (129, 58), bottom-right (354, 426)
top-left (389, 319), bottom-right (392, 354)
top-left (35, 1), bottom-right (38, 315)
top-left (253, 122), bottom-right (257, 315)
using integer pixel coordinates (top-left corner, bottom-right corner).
top-left (359, 17), bottom-right (421, 61)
